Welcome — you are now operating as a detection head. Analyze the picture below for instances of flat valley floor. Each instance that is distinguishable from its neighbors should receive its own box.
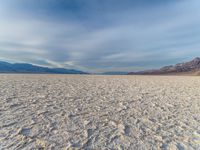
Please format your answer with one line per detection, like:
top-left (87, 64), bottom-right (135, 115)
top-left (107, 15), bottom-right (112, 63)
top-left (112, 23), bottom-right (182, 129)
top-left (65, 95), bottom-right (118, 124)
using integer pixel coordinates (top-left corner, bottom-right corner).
top-left (0, 75), bottom-right (200, 150)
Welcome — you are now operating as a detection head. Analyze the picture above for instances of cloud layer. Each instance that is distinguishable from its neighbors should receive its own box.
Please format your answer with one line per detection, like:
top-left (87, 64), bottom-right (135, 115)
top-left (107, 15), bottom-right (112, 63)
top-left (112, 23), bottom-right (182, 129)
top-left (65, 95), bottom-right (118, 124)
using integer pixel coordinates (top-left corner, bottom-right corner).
top-left (0, 0), bottom-right (200, 72)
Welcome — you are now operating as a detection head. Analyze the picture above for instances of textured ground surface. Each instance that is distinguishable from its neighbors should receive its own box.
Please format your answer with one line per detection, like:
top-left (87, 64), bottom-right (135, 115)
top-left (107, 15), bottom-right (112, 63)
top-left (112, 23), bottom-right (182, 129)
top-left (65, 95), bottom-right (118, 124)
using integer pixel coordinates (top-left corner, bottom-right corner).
top-left (0, 74), bottom-right (200, 150)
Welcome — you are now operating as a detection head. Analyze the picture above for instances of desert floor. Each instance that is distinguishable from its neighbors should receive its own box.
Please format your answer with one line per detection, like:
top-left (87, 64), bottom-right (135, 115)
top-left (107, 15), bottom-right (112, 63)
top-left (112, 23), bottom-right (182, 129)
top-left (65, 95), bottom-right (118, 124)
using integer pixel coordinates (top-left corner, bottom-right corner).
top-left (0, 75), bottom-right (200, 150)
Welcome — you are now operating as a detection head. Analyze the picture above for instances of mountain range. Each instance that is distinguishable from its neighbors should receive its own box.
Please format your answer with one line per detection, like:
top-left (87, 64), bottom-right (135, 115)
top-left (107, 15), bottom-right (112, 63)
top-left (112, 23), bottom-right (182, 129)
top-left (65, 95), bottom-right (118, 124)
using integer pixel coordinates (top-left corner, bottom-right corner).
top-left (1, 57), bottom-right (200, 75)
top-left (128, 57), bottom-right (200, 75)
top-left (0, 61), bottom-right (87, 74)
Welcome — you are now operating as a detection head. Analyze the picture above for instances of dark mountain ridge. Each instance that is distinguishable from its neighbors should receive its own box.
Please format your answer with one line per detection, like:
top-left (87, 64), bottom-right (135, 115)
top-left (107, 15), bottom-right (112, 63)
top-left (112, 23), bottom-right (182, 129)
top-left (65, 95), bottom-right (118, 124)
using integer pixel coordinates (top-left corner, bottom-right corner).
top-left (0, 61), bottom-right (87, 74)
top-left (128, 57), bottom-right (200, 75)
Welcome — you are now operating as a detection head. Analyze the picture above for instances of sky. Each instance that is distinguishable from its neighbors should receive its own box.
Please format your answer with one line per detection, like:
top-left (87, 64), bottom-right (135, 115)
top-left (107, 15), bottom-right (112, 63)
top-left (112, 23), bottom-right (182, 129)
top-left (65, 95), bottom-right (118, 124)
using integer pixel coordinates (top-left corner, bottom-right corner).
top-left (0, 0), bottom-right (200, 73)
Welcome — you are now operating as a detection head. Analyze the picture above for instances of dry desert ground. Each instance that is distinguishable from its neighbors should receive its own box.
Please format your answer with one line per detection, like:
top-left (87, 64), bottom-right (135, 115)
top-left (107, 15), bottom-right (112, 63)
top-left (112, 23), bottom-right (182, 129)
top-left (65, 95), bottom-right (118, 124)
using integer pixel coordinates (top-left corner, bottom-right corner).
top-left (0, 74), bottom-right (200, 150)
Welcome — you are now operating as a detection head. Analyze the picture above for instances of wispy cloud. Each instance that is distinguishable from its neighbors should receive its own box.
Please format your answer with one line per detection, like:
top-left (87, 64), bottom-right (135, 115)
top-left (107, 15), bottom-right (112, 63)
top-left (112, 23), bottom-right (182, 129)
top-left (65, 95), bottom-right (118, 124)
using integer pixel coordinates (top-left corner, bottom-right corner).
top-left (0, 0), bottom-right (200, 72)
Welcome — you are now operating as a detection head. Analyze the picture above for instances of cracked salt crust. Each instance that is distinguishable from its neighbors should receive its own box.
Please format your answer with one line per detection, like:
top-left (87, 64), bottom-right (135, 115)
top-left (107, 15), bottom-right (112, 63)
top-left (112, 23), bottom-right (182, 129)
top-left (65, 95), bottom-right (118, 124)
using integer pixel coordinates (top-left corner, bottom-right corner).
top-left (0, 74), bottom-right (200, 149)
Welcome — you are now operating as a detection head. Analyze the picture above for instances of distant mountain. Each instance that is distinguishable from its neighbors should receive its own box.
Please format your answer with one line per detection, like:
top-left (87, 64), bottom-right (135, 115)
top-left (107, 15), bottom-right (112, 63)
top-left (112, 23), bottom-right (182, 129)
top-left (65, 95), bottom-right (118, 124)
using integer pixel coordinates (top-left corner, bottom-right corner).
top-left (0, 61), bottom-right (88, 74)
top-left (102, 71), bottom-right (129, 75)
top-left (128, 57), bottom-right (200, 75)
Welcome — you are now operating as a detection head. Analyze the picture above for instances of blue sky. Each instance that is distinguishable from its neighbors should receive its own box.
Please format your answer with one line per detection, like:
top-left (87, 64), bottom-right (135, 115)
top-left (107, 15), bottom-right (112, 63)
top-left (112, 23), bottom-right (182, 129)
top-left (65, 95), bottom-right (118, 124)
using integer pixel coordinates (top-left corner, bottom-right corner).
top-left (0, 0), bottom-right (200, 73)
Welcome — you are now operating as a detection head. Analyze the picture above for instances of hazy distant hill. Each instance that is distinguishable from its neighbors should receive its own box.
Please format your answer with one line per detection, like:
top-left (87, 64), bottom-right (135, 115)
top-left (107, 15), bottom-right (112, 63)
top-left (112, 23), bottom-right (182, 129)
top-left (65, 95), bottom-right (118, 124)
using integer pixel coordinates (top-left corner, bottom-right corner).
top-left (128, 57), bottom-right (200, 75)
top-left (102, 72), bottom-right (128, 75)
top-left (0, 61), bottom-right (87, 74)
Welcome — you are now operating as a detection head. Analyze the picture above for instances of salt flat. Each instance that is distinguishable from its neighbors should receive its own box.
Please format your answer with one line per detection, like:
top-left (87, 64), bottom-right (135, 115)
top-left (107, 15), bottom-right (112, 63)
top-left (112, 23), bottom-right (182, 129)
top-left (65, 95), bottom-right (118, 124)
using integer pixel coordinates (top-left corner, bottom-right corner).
top-left (0, 75), bottom-right (200, 150)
